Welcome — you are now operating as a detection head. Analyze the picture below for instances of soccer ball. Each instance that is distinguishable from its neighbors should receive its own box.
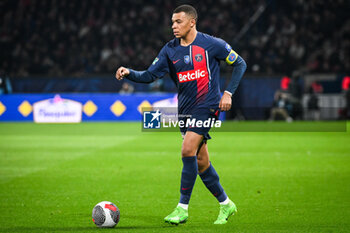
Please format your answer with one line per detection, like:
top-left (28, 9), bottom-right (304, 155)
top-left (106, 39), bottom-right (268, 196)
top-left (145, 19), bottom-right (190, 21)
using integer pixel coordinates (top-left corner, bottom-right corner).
top-left (92, 201), bottom-right (120, 228)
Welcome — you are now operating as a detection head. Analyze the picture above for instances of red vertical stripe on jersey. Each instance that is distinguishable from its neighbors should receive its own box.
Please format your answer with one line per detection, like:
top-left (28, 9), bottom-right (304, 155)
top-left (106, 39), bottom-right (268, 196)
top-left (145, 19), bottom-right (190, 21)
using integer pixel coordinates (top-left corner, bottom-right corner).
top-left (191, 45), bottom-right (209, 102)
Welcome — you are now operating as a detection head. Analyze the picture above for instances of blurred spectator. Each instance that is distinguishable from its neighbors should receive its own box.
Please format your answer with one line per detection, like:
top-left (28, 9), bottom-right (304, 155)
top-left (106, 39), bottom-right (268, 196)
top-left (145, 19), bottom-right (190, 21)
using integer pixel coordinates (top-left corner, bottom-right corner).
top-left (0, 75), bottom-right (12, 94)
top-left (287, 71), bottom-right (303, 120)
top-left (269, 90), bottom-right (293, 122)
top-left (306, 81), bottom-right (323, 120)
top-left (119, 82), bottom-right (134, 94)
top-left (150, 79), bottom-right (164, 92)
top-left (0, 0), bottom-right (348, 77)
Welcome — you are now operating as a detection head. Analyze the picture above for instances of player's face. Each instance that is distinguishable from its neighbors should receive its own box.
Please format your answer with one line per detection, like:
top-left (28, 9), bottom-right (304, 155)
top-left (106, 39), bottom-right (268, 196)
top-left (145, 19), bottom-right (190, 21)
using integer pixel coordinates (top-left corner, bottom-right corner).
top-left (172, 12), bottom-right (195, 38)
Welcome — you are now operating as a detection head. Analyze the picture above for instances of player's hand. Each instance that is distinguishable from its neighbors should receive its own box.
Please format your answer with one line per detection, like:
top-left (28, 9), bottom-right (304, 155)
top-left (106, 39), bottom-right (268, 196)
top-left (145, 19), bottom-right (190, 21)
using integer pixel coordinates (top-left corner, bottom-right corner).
top-left (219, 92), bottom-right (232, 111)
top-left (115, 67), bottom-right (130, 80)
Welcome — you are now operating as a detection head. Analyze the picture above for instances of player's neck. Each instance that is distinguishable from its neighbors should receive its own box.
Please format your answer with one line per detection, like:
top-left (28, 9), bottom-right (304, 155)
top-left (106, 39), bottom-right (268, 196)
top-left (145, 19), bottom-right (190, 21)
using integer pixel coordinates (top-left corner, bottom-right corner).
top-left (180, 29), bottom-right (197, 47)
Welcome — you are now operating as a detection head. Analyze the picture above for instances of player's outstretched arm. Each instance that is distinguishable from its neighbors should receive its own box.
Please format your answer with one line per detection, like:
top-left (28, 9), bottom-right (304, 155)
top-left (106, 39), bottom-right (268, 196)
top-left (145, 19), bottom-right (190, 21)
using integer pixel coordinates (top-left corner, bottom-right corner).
top-left (115, 67), bottom-right (157, 84)
top-left (219, 56), bottom-right (247, 111)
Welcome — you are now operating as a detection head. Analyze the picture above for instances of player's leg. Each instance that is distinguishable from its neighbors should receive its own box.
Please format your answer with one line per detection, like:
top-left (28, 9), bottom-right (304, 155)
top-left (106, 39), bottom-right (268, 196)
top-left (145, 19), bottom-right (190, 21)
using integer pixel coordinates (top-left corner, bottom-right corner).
top-left (164, 131), bottom-right (203, 225)
top-left (197, 143), bottom-right (228, 201)
top-left (197, 142), bottom-right (237, 224)
top-left (179, 131), bottom-right (203, 204)
top-left (196, 140), bottom-right (209, 173)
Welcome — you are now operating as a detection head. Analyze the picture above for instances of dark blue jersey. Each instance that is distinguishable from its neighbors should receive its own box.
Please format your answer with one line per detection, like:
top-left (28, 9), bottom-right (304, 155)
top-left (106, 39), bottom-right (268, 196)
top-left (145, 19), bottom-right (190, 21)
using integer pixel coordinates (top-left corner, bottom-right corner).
top-left (147, 32), bottom-right (239, 114)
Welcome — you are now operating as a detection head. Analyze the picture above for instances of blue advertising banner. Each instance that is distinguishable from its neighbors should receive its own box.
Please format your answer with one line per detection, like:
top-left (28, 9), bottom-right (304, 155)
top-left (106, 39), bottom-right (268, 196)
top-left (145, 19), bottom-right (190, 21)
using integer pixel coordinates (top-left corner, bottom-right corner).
top-left (0, 93), bottom-right (177, 122)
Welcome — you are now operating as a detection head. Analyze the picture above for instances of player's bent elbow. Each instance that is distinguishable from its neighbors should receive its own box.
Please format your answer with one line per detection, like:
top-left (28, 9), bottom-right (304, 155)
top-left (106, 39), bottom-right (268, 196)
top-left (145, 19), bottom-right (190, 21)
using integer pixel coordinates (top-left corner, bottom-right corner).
top-left (241, 59), bottom-right (247, 71)
top-left (233, 56), bottom-right (247, 69)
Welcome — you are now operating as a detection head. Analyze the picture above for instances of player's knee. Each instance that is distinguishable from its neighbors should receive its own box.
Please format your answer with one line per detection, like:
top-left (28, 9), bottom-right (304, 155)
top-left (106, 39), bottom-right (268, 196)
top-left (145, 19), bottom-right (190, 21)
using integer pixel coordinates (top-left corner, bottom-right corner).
top-left (181, 146), bottom-right (196, 157)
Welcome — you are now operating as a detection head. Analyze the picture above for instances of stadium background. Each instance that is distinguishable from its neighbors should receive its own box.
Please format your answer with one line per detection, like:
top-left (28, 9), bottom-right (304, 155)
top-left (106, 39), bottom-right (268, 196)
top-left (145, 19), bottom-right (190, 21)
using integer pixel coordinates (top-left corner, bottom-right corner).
top-left (0, 0), bottom-right (349, 121)
top-left (0, 0), bottom-right (349, 232)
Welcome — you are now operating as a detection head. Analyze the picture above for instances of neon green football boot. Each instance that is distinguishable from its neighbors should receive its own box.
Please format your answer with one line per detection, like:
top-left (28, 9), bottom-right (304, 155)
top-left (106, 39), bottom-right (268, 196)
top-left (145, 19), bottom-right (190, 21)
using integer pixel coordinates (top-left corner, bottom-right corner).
top-left (164, 206), bottom-right (188, 225)
top-left (214, 200), bottom-right (237, 224)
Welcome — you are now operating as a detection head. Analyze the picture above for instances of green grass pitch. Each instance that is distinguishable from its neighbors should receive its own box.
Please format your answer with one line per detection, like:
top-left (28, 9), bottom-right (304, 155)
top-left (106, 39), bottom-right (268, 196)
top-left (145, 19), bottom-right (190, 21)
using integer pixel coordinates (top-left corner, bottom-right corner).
top-left (0, 122), bottom-right (349, 233)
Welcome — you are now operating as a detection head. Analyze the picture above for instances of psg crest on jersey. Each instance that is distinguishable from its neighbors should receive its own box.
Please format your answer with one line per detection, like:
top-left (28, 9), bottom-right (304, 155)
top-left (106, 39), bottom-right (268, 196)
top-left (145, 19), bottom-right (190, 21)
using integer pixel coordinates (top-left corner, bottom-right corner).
top-left (195, 54), bottom-right (203, 62)
top-left (184, 55), bottom-right (190, 64)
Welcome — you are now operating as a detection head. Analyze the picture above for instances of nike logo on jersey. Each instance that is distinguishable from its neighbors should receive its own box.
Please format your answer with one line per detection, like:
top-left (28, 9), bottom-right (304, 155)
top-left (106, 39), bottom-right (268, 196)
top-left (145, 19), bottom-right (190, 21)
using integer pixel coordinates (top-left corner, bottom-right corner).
top-left (181, 187), bottom-right (191, 190)
top-left (173, 59), bottom-right (180, 64)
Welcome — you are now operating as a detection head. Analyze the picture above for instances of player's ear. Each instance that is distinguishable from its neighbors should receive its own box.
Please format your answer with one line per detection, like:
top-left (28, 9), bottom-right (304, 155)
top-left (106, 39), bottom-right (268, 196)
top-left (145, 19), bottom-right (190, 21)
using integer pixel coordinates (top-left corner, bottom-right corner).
top-left (190, 18), bottom-right (196, 27)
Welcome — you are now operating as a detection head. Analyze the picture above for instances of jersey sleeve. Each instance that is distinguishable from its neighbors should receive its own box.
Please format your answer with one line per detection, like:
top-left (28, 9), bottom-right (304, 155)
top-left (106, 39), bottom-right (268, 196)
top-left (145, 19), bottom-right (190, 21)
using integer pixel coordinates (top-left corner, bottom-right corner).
top-left (147, 46), bottom-right (169, 78)
top-left (212, 37), bottom-right (239, 65)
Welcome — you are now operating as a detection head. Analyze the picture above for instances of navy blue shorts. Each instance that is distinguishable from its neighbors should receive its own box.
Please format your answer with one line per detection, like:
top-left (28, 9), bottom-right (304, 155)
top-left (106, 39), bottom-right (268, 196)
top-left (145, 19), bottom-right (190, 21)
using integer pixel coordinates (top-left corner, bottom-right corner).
top-left (179, 107), bottom-right (220, 141)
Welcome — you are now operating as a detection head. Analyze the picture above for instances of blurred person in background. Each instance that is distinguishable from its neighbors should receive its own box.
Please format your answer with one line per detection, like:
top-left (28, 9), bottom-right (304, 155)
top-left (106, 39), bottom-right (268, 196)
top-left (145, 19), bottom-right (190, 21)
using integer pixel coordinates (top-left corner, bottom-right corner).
top-left (287, 71), bottom-right (303, 120)
top-left (0, 75), bottom-right (12, 94)
top-left (119, 82), bottom-right (134, 94)
top-left (270, 90), bottom-right (293, 122)
top-left (306, 81), bottom-right (323, 120)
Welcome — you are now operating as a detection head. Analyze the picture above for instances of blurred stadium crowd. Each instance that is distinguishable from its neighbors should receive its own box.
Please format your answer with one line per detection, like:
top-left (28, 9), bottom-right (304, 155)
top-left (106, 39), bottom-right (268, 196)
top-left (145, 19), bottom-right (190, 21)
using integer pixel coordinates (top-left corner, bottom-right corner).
top-left (0, 0), bottom-right (349, 77)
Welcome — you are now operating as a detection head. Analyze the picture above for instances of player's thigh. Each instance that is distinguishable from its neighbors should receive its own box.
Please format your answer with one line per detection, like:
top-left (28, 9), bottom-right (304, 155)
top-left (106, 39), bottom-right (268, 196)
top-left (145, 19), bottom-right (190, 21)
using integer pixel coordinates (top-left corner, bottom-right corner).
top-left (181, 131), bottom-right (203, 157)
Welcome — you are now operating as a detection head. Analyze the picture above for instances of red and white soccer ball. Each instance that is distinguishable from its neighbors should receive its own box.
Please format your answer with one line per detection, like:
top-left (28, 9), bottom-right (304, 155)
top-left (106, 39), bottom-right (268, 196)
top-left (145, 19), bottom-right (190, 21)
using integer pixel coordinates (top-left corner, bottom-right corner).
top-left (92, 201), bottom-right (120, 228)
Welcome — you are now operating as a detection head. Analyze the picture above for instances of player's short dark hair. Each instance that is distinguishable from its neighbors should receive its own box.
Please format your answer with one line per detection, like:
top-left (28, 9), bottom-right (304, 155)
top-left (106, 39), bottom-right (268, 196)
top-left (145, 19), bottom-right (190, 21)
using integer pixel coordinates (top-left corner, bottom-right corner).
top-left (173, 4), bottom-right (198, 21)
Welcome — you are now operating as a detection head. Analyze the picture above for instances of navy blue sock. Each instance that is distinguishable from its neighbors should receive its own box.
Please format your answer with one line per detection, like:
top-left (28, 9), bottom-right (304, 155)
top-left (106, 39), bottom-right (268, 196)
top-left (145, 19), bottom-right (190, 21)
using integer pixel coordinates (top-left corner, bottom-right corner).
top-left (179, 156), bottom-right (198, 204)
top-left (199, 163), bottom-right (228, 202)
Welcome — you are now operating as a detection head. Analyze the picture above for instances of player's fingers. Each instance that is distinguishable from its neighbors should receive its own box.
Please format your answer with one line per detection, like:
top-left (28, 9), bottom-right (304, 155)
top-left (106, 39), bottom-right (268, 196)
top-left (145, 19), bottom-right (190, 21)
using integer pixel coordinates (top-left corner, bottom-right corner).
top-left (224, 104), bottom-right (231, 111)
top-left (117, 68), bottom-right (124, 80)
top-left (122, 68), bottom-right (129, 76)
top-left (220, 101), bottom-right (226, 111)
top-left (119, 68), bottom-right (128, 79)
